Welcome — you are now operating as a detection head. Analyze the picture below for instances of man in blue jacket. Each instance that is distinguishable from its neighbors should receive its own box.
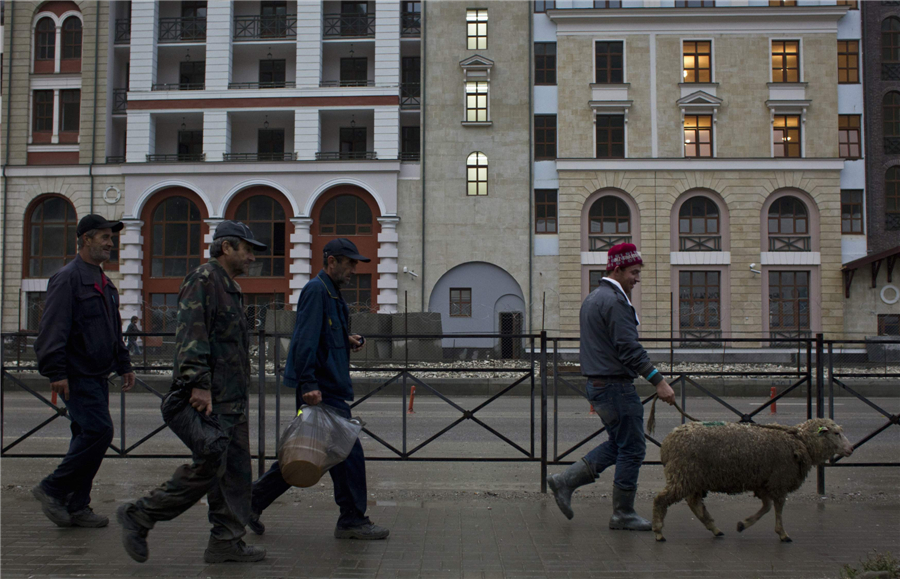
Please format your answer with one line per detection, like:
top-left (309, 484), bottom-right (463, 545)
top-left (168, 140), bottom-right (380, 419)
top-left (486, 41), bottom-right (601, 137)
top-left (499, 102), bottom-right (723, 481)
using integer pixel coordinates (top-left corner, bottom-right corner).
top-left (249, 238), bottom-right (389, 540)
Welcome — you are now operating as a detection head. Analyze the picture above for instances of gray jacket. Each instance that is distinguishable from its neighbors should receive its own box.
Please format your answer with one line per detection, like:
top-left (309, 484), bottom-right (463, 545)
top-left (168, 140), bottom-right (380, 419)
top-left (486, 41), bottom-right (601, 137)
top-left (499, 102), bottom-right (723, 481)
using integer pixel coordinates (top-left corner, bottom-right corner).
top-left (579, 280), bottom-right (663, 385)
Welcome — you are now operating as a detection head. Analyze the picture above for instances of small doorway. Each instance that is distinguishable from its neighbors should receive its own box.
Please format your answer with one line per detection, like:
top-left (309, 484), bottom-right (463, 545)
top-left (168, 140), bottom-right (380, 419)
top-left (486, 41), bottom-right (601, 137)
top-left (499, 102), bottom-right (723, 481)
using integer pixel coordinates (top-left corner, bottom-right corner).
top-left (499, 311), bottom-right (523, 359)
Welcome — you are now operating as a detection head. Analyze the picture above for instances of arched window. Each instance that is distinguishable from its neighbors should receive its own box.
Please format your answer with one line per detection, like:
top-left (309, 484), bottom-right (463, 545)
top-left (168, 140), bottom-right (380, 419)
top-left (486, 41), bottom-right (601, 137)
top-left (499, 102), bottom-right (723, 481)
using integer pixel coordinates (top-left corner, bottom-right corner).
top-left (26, 196), bottom-right (77, 278)
top-left (883, 17), bottom-right (900, 63)
top-left (588, 196), bottom-right (630, 251)
top-left (150, 196), bottom-right (202, 277)
top-left (61, 17), bottom-right (82, 59)
top-left (767, 196), bottom-right (809, 251)
top-left (232, 195), bottom-right (286, 277)
top-left (35, 17), bottom-right (55, 61)
top-left (886, 166), bottom-right (900, 231)
top-left (678, 196), bottom-right (721, 251)
top-left (466, 152), bottom-right (488, 196)
top-left (318, 195), bottom-right (373, 236)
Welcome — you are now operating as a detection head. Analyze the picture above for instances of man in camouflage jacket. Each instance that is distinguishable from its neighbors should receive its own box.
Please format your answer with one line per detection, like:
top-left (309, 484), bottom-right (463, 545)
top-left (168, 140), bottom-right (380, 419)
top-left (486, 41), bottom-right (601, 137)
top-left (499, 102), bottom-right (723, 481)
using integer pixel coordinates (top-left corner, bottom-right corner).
top-left (116, 221), bottom-right (268, 564)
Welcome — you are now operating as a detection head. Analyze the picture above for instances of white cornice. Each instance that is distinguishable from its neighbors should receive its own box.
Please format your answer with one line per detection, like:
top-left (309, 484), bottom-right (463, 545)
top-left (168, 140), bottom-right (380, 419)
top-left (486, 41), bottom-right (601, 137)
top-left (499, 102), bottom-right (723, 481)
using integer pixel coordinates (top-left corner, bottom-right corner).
top-left (126, 86), bottom-right (401, 101)
top-left (556, 158), bottom-right (845, 172)
top-left (120, 160), bottom-right (402, 176)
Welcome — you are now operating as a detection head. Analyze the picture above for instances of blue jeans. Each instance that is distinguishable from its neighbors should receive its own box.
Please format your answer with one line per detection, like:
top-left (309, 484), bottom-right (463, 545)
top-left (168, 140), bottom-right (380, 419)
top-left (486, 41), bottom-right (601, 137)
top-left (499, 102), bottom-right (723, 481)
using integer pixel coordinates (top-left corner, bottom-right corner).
top-left (582, 381), bottom-right (646, 491)
top-left (41, 375), bottom-right (114, 513)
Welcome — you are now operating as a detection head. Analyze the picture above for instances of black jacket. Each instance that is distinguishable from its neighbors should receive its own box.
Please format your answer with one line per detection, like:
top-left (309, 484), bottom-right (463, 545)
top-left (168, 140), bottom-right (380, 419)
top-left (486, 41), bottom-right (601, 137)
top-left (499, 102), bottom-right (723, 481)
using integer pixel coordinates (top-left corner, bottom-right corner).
top-left (35, 255), bottom-right (132, 382)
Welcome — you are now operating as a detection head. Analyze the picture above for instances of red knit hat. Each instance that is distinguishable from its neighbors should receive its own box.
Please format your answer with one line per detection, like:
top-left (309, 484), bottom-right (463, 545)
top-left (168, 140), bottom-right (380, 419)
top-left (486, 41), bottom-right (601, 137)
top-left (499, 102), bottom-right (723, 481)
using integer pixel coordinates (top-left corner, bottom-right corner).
top-left (607, 243), bottom-right (642, 272)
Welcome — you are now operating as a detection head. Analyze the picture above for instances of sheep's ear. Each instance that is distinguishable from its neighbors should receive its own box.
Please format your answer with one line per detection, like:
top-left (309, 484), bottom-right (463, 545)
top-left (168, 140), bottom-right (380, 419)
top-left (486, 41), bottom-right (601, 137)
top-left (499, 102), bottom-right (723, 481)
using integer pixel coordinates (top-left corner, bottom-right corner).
top-left (817, 426), bottom-right (829, 435)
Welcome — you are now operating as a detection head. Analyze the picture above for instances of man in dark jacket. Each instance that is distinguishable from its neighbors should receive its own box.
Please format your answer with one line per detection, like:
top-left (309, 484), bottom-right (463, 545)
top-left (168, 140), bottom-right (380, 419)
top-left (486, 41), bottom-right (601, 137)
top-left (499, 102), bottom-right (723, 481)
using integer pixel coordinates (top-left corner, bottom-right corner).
top-left (116, 221), bottom-right (268, 564)
top-left (547, 242), bottom-right (676, 530)
top-left (249, 238), bottom-right (389, 541)
top-left (125, 316), bottom-right (142, 355)
top-left (32, 214), bottom-right (135, 528)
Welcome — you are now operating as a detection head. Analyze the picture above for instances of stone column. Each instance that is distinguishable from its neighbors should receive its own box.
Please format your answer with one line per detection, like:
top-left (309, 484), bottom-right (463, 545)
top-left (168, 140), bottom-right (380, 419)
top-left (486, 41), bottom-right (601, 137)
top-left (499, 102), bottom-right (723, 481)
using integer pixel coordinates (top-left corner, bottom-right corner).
top-left (374, 1), bottom-right (400, 87)
top-left (373, 108), bottom-right (399, 160)
top-left (129, 1), bottom-right (158, 92)
top-left (204, 219), bottom-right (223, 259)
top-left (205, 2), bottom-right (233, 91)
top-left (51, 89), bottom-right (61, 143)
top-left (376, 217), bottom-right (400, 313)
top-left (296, 1), bottom-right (323, 88)
top-left (295, 109), bottom-right (319, 160)
top-left (119, 219), bottom-right (145, 321)
top-left (203, 111), bottom-right (230, 161)
top-left (289, 218), bottom-right (314, 305)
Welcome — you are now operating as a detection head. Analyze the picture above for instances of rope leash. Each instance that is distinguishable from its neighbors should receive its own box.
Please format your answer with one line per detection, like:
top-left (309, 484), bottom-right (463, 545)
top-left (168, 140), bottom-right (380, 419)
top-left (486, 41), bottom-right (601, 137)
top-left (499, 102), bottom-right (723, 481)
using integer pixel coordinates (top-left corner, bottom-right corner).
top-left (646, 395), bottom-right (701, 435)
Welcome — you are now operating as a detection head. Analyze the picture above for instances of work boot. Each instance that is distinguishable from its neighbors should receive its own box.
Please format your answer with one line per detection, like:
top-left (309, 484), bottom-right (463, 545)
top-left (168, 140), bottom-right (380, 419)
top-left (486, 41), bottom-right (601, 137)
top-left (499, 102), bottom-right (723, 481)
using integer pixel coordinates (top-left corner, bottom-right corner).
top-left (116, 503), bottom-right (149, 563)
top-left (31, 484), bottom-right (72, 527)
top-left (247, 511), bottom-right (265, 536)
top-left (334, 522), bottom-right (390, 540)
top-left (70, 506), bottom-right (109, 528)
top-left (203, 538), bottom-right (266, 563)
top-left (546, 459), bottom-right (596, 520)
top-left (609, 485), bottom-right (651, 531)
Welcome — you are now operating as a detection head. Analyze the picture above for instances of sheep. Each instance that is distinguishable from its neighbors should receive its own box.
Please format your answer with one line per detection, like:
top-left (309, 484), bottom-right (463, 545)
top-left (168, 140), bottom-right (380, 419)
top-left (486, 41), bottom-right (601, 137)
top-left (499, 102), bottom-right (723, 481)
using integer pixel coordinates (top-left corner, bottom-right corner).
top-left (651, 418), bottom-right (854, 543)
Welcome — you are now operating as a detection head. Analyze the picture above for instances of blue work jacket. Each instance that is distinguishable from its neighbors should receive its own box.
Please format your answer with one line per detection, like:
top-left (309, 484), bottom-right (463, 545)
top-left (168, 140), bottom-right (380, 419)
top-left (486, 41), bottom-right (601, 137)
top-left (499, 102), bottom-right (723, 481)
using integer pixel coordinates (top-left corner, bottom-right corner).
top-left (283, 270), bottom-right (353, 401)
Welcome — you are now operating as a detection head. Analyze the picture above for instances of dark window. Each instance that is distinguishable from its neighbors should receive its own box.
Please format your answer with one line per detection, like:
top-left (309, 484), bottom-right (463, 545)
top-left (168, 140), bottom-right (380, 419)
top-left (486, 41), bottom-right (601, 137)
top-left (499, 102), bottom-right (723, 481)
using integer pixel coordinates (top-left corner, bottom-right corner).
top-left (839, 115), bottom-right (861, 159)
top-left (343, 274), bottom-right (373, 313)
top-left (259, 59), bottom-right (286, 86)
top-left (181, 1), bottom-right (207, 18)
top-left (27, 196), bottom-right (77, 278)
top-left (466, 152), bottom-right (488, 196)
top-left (878, 314), bottom-right (900, 336)
top-left (342, 1), bottom-right (368, 14)
top-left (596, 115), bottom-right (625, 159)
top-left (883, 92), bottom-right (900, 139)
top-left (535, 42), bottom-right (557, 85)
top-left (535, 115), bottom-right (557, 161)
top-left (684, 114), bottom-right (713, 158)
top-left (179, 61), bottom-right (205, 89)
top-left (841, 190), bottom-right (864, 234)
top-left (594, 1), bottom-right (622, 7)
top-left (683, 41), bottom-right (711, 83)
top-left (887, 167), bottom-right (900, 230)
top-left (33, 90), bottom-right (53, 132)
top-left (233, 196), bottom-right (286, 277)
top-left (59, 90), bottom-right (80, 133)
top-left (260, 1), bottom-right (288, 37)
top-left (401, 126), bottom-right (420, 156)
top-left (679, 271), bottom-right (721, 331)
top-left (883, 17), bottom-right (900, 63)
top-left (535, 189), bottom-right (558, 234)
top-left (149, 293), bottom-right (179, 333)
top-left (772, 40), bottom-right (800, 83)
top-left (768, 196), bottom-right (810, 251)
top-left (401, 56), bottom-right (421, 86)
top-left (768, 271), bottom-right (810, 334)
top-left (595, 41), bottom-right (624, 83)
top-left (837, 40), bottom-right (859, 84)
top-left (178, 130), bottom-right (203, 157)
top-left (773, 115), bottom-right (801, 158)
top-left (339, 127), bottom-right (367, 153)
top-left (35, 17), bottom-right (55, 61)
top-left (466, 9), bottom-right (487, 50)
top-left (61, 17), bottom-right (82, 59)
top-left (318, 195), bottom-right (373, 235)
top-left (675, 0), bottom-right (715, 5)
top-left (450, 288), bottom-right (472, 317)
top-left (257, 129), bottom-right (285, 155)
top-left (534, 1), bottom-right (556, 12)
top-left (151, 197), bottom-right (202, 277)
top-left (589, 197), bottom-right (630, 235)
top-left (769, 0), bottom-right (797, 5)
top-left (340, 57), bottom-right (368, 85)
top-left (589, 270), bottom-right (606, 292)
top-left (679, 196), bottom-right (720, 252)
top-left (465, 82), bottom-right (488, 122)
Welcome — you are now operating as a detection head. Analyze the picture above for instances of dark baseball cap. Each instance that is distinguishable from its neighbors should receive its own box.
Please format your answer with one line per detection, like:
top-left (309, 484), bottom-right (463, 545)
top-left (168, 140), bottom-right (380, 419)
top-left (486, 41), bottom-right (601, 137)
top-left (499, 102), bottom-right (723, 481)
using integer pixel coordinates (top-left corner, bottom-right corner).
top-left (76, 214), bottom-right (124, 237)
top-left (214, 220), bottom-right (268, 251)
top-left (324, 238), bottom-right (371, 262)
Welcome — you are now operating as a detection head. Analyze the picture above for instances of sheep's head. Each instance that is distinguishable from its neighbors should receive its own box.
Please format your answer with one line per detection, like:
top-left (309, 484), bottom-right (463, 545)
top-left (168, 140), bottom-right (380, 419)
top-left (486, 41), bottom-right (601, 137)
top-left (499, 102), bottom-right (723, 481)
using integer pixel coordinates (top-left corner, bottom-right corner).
top-left (803, 419), bottom-right (854, 464)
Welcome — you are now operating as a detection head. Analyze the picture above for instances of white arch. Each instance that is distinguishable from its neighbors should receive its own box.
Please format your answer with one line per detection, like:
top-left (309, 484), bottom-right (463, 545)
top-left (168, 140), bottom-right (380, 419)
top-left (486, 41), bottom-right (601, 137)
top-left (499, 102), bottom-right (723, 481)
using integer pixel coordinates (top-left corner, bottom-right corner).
top-left (218, 179), bottom-right (301, 218)
top-left (303, 178), bottom-right (387, 217)
top-left (130, 180), bottom-right (215, 219)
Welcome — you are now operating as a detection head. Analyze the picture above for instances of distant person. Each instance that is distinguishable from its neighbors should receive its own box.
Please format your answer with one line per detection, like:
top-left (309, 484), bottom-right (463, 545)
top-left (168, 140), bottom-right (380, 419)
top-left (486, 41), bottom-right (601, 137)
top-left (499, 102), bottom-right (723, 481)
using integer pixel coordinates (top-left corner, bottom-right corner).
top-left (32, 215), bottom-right (135, 528)
top-left (546, 242), bottom-right (676, 530)
top-left (125, 316), bottom-right (142, 355)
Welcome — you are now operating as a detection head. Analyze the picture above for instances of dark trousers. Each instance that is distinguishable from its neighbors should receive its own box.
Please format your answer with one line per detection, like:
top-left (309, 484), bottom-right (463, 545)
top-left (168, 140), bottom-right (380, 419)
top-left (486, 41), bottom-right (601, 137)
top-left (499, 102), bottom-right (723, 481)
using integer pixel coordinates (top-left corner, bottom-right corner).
top-left (41, 375), bottom-right (114, 513)
top-left (583, 381), bottom-right (646, 491)
top-left (131, 414), bottom-right (251, 543)
top-left (251, 394), bottom-right (369, 528)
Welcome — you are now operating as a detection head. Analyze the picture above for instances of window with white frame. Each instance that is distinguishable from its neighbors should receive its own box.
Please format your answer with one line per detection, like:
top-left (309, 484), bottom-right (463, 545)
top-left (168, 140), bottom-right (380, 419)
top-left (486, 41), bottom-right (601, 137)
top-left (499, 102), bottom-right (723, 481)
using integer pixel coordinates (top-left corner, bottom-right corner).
top-left (466, 9), bottom-right (487, 50)
top-left (465, 81), bottom-right (488, 122)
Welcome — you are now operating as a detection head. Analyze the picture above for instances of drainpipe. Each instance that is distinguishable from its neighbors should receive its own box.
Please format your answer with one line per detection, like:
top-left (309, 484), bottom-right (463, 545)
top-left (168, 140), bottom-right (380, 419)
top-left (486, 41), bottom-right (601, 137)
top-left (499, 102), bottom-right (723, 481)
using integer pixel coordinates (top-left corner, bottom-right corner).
top-left (528, 9), bottom-right (534, 332)
top-left (89, 2), bottom-right (100, 214)
top-left (419, 4), bottom-right (427, 310)
top-left (2, 5), bottom-right (15, 332)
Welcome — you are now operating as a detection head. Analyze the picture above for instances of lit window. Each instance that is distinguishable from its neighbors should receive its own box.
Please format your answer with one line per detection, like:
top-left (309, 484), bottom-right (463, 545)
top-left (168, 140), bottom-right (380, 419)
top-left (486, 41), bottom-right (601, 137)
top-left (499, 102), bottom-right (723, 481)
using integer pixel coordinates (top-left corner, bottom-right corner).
top-left (773, 115), bottom-right (801, 158)
top-left (466, 152), bottom-right (488, 196)
top-left (465, 81), bottom-right (488, 122)
top-left (684, 115), bottom-right (713, 158)
top-left (772, 40), bottom-right (800, 83)
top-left (466, 9), bottom-right (487, 50)
top-left (683, 41), bottom-right (711, 83)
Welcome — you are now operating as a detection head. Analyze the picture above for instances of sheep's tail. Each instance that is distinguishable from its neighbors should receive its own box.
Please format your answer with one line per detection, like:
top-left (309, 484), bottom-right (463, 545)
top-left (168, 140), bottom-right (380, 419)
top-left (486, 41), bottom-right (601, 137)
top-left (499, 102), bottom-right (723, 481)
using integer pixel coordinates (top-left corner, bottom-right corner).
top-left (646, 395), bottom-right (701, 435)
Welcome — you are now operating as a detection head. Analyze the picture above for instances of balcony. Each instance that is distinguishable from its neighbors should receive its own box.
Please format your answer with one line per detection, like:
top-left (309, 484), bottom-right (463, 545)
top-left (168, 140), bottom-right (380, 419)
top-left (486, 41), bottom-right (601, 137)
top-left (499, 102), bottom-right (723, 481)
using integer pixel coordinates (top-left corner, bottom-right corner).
top-left (233, 15), bottom-right (297, 41)
top-left (323, 13), bottom-right (375, 38)
top-left (152, 83), bottom-right (205, 91)
top-left (679, 235), bottom-right (721, 252)
top-left (228, 81), bottom-right (296, 89)
top-left (401, 12), bottom-right (421, 37)
top-left (400, 152), bottom-right (420, 161)
top-left (223, 152), bottom-right (296, 162)
top-left (115, 19), bottom-right (131, 44)
top-left (319, 80), bottom-right (375, 88)
top-left (316, 151), bottom-right (378, 160)
top-left (158, 17), bottom-right (207, 43)
top-left (105, 156), bottom-right (126, 164)
top-left (589, 235), bottom-right (632, 252)
top-left (146, 154), bottom-right (206, 162)
top-left (113, 88), bottom-right (128, 114)
top-left (768, 236), bottom-right (811, 252)
top-left (401, 83), bottom-right (421, 109)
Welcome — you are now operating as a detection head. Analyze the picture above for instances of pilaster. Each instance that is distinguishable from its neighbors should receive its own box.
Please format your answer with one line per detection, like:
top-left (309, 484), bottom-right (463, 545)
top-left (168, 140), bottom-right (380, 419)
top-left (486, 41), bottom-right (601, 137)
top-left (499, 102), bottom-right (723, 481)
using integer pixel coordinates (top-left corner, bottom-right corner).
top-left (289, 218), bottom-right (314, 304)
top-left (296, 1), bottom-right (323, 88)
top-left (377, 217), bottom-right (400, 312)
top-left (119, 219), bottom-right (145, 319)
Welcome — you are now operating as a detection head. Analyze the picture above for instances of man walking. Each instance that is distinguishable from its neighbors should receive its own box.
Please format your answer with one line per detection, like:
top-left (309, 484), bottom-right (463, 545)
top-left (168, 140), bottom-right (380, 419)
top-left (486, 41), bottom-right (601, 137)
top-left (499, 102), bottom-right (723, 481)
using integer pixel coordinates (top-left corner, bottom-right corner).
top-left (249, 238), bottom-right (389, 541)
top-left (117, 222), bottom-right (268, 563)
top-left (547, 242), bottom-right (676, 530)
top-left (125, 316), bottom-right (142, 356)
top-left (33, 215), bottom-right (135, 528)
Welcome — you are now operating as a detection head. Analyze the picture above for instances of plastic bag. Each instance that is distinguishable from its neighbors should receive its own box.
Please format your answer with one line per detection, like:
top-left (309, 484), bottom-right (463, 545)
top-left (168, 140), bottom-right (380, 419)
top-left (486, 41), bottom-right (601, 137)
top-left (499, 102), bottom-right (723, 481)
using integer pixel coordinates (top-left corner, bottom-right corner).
top-left (161, 383), bottom-right (230, 458)
top-left (277, 404), bottom-right (363, 488)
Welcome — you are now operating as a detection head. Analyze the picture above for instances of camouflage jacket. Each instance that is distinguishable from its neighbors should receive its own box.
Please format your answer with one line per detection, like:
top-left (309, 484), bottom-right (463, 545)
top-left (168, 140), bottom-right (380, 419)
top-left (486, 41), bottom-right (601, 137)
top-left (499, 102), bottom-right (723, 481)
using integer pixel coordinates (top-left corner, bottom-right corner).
top-left (174, 258), bottom-right (250, 415)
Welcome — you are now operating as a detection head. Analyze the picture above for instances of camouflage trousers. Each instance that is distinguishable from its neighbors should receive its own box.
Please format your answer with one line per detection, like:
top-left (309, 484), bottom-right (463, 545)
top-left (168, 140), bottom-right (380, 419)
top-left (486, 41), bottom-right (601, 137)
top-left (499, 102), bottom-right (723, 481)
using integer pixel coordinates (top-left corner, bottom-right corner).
top-left (130, 413), bottom-right (251, 543)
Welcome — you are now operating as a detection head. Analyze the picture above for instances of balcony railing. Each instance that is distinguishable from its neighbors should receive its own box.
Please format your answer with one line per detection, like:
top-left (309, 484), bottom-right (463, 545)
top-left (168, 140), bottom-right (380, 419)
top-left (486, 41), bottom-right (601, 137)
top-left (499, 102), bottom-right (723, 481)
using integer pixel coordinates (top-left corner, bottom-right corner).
top-left (223, 152), bottom-right (296, 162)
top-left (151, 83), bottom-right (205, 91)
top-left (679, 235), bottom-right (721, 252)
top-left (401, 83), bottom-right (421, 109)
top-left (105, 156), bottom-right (126, 164)
top-left (679, 329), bottom-right (722, 347)
top-left (401, 12), bottom-right (421, 37)
top-left (887, 213), bottom-right (900, 232)
top-left (589, 235), bottom-right (631, 252)
top-left (115, 19), bottom-right (131, 44)
top-left (113, 88), bottom-right (128, 113)
top-left (319, 80), bottom-right (374, 87)
top-left (400, 152), bottom-right (420, 161)
top-left (233, 15), bottom-right (297, 40)
top-left (768, 235), bottom-right (811, 252)
top-left (885, 136), bottom-right (900, 155)
top-left (323, 13), bottom-right (376, 38)
top-left (883, 62), bottom-right (900, 81)
top-left (158, 17), bottom-right (207, 43)
top-left (146, 154), bottom-right (206, 162)
top-left (228, 81), bottom-right (296, 89)
top-left (316, 151), bottom-right (378, 160)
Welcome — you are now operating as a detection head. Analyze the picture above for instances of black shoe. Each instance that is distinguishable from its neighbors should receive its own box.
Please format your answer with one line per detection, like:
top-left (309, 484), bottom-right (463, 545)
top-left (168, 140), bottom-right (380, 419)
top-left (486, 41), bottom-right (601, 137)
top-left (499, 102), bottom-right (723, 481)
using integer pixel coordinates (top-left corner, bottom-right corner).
top-left (203, 539), bottom-right (266, 563)
top-left (247, 512), bottom-right (265, 536)
top-left (32, 485), bottom-right (72, 527)
top-left (334, 522), bottom-right (390, 540)
top-left (116, 503), bottom-right (149, 563)
top-left (70, 506), bottom-right (109, 528)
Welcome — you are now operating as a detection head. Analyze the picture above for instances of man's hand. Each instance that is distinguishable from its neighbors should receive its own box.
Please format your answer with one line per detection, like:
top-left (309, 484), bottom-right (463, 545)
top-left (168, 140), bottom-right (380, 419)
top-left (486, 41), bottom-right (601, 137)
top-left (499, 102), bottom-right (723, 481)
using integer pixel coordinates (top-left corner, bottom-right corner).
top-left (302, 390), bottom-right (322, 406)
top-left (121, 372), bottom-right (136, 392)
top-left (50, 379), bottom-right (69, 401)
top-left (349, 334), bottom-right (365, 353)
top-left (189, 387), bottom-right (213, 416)
top-left (656, 380), bottom-right (676, 405)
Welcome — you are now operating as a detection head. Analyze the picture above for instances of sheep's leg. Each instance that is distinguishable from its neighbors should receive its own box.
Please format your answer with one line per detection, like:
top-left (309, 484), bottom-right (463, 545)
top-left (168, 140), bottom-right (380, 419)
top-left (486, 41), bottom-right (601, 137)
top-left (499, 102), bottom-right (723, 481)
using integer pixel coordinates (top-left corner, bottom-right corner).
top-left (737, 495), bottom-right (772, 533)
top-left (686, 494), bottom-right (724, 537)
top-left (652, 487), bottom-right (682, 542)
top-left (773, 496), bottom-right (791, 542)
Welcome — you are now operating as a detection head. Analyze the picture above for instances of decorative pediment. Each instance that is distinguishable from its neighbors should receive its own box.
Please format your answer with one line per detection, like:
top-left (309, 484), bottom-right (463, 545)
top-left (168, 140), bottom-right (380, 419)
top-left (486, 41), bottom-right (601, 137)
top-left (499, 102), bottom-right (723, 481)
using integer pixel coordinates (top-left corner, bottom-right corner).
top-left (676, 90), bottom-right (723, 108)
top-left (459, 55), bottom-right (494, 69)
top-left (460, 55), bottom-right (494, 82)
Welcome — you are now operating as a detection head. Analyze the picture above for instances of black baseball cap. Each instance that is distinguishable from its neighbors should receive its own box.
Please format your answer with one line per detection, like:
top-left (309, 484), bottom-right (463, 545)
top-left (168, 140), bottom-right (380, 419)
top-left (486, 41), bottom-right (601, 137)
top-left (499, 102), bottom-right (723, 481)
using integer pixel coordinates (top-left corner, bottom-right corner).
top-left (214, 220), bottom-right (268, 251)
top-left (324, 238), bottom-right (371, 262)
top-left (76, 214), bottom-right (124, 237)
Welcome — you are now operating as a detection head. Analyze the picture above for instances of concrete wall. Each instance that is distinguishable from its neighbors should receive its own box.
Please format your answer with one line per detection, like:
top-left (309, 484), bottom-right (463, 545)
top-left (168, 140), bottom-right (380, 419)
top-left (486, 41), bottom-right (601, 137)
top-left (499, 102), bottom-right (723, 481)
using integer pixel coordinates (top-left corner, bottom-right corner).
top-left (843, 265), bottom-right (900, 337)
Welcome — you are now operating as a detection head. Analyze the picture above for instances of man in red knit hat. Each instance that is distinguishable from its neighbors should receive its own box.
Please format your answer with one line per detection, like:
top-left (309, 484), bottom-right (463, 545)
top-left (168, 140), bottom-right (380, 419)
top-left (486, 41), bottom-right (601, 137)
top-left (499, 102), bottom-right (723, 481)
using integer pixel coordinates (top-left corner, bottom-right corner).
top-left (547, 242), bottom-right (676, 530)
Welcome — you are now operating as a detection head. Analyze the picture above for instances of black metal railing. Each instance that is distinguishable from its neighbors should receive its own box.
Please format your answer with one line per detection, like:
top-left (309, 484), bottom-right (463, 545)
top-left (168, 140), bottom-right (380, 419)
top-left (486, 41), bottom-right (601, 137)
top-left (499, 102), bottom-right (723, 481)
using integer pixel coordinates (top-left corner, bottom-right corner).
top-left (884, 136), bottom-right (900, 155)
top-left (228, 81), bottom-right (296, 89)
top-left (882, 62), bottom-right (900, 81)
top-left (146, 154), bottom-right (205, 162)
top-left (679, 235), bottom-right (721, 252)
top-left (158, 17), bottom-right (207, 43)
top-left (316, 151), bottom-right (378, 160)
top-left (113, 88), bottom-right (128, 113)
top-left (319, 80), bottom-right (374, 87)
top-left (401, 83), bottom-right (421, 109)
top-left (151, 83), bottom-right (205, 91)
top-left (323, 13), bottom-right (376, 38)
top-left (223, 152), bottom-right (296, 162)
top-left (233, 15), bottom-right (298, 40)
top-left (768, 235), bottom-right (811, 252)
top-left (888, 213), bottom-right (900, 232)
top-left (105, 156), bottom-right (126, 164)
top-left (115, 19), bottom-right (131, 44)
top-left (400, 152), bottom-right (420, 161)
top-left (589, 235), bottom-right (631, 252)
top-left (401, 12), bottom-right (421, 36)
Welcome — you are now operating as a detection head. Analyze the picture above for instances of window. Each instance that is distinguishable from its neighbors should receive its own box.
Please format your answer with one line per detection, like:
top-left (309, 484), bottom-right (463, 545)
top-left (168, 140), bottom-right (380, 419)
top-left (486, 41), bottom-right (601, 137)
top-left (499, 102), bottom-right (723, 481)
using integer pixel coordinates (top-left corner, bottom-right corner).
top-left (878, 314), bottom-right (900, 336)
top-left (595, 41), bottom-right (624, 84)
top-left (179, 61), bottom-right (205, 89)
top-left (181, 0), bottom-right (208, 40)
top-left (588, 196), bottom-right (630, 251)
top-left (535, 115), bottom-right (557, 160)
top-left (675, 0), bottom-right (715, 6)
top-left (773, 115), bottom-right (801, 158)
top-left (319, 195), bottom-right (373, 235)
top-left (178, 130), bottom-right (203, 158)
top-left (467, 152), bottom-right (488, 196)
top-left (259, 59), bottom-right (286, 87)
top-left (887, 167), bottom-right (900, 231)
top-left (534, 1), bottom-right (555, 13)
top-left (837, 0), bottom-right (858, 8)
top-left (841, 190), bottom-right (864, 234)
top-left (769, 0), bottom-right (797, 5)
top-left (684, 115), bottom-right (713, 158)
top-left (772, 40), bottom-right (800, 83)
top-left (466, 9), bottom-right (487, 50)
top-left (339, 126), bottom-right (367, 156)
top-left (884, 18), bottom-right (900, 64)
top-left (340, 1), bottom-right (369, 37)
top-left (884, 93), bottom-right (900, 153)
top-left (59, 90), bottom-right (80, 133)
top-left (26, 196), bottom-right (77, 278)
top-left (535, 42), bottom-right (556, 85)
top-left (61, 17), bottom-right (82, 60)
top-left (32, 90), bottom-right (53, 133)
top-left (679, 196), bottom-right (721, 251)
top-left (768, 271), bottom-right (810, 337)
top-left (589, 271), bottom-right (606, 292)
top-left (837, 40), bottom-right (859, 84)
top-left (150, 197), bottom-right (202, 277)
top-left (401, 126), bottom-right (420, 158)
top-left (340, 57), bottom-right (368, 86)
top-left (257, 129), bottom-right (285, 157)
top-left (596, 115), bottom-right (625, 159)
top-left (182, 1), bottom-right (208, 19)
top-left (232, 196), bottom-right (286, 277)
top-left (465, 81), bottom-right (488, 122)
top-left (839, 115), bottom-right (861, 159)
top-left (768, 196), bottom-right (810, 251)
top-left (679, 271), bottom-right (721, 335)
top-left (683, 41), bottom-right (711, 83)
top-left (260, 1), bottom-right (288, 37)
top-left (535, 189), bottom-right (558, 234)
top-left (594, 1), bottom-right (622, 7)
top-left (35, 17), bottom-right (55, 61)
top-left (450, 288), bottom-right (472, 317)
top-left (343, 274), bottom-right (373, 313)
